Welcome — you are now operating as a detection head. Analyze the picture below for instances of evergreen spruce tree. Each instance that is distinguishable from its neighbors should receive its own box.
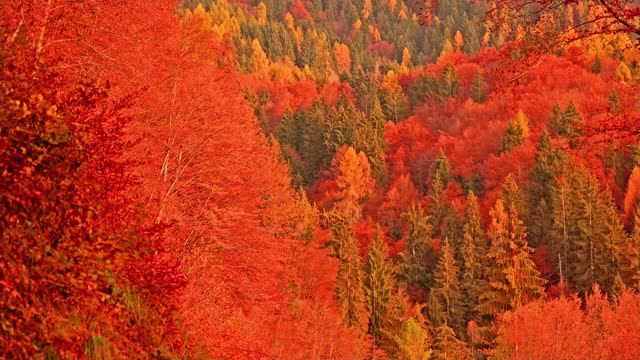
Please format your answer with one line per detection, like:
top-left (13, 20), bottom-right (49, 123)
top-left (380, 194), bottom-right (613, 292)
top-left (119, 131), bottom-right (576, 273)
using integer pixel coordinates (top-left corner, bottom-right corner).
top-left (365, 225), bottom-right (395, 339)
top-left (549, 103), bottom-right (563, 135)
top-left (550, 166), bottom-right (626, 295)
top-left (501, 173), bottom-right (526, 219)
top-left (459, 192), bottom-right (486, 321)
top-left (592, 55), bottom-right (602, 74)
top-left (401, 204), bottom-right (437, 293)
top-left (477, 199), bottom-right (544, 320)
top-left (429, 170), bottom-right (458, 241)
top-left (432, 238), bottom-right (464, 335)
top-left (431, 324), bottom-right (469, 360)
top-left (551, 101), bottom-right (583, 144)
top-left (470, 71), bottom-right (487, 103)
top-left (528, 129), bottom-right (567, 247)
top-left (501, 110), bottom-right (529, 153)
top-left (625, 199), bottom-right (640, 290)
top-left (440, 63), bottom-right (460, 98)
top-left (431, 148), bottom-right (453, 186)
top-left (608, 90), bottom-right (621, 114)
top-left (333, 218), bottom-right (367, 329)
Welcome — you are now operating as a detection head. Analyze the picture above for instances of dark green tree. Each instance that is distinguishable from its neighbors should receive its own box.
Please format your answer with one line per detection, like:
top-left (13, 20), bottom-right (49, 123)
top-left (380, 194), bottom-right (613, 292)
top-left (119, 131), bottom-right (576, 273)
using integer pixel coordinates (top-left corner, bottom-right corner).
top-left (500, 110), bottom-right (529, 153)
top-left (527, 129), bottom-right (568, 248)
top-left (459, 192), bottom-right (486, 321)
top-left (431, 324), bottom-right (469, 360)
top-left (501, 174), bottom-right (526, 220)
top-left (592, 55), bottom-right (602, 74)
top-left (608, 90), bottom-right (621, 115)
top-left (365, 225), bottom-right (395, 339)
top-left (431, 148), bottom-right (453, 186)
top-left (551, 101), bottom-right (583, 144)
top-left (332, 217), bottom-right (367, 329)
top-left (440, 63), bottom-right (460, 98)
top-left (477, 199), bottom-right (545, 321)
top-left (432, 238), bottom-right (464, 334)
top-left (470, 71), bottom-right (487, 103)
top-left (401, 204), bottom-right (436, 294)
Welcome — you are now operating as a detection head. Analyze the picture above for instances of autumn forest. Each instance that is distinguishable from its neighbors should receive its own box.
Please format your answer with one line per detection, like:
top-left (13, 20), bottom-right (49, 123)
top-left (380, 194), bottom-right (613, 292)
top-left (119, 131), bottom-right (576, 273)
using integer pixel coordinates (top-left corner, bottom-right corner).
top-left (2, 0), bottom-right (640, 359)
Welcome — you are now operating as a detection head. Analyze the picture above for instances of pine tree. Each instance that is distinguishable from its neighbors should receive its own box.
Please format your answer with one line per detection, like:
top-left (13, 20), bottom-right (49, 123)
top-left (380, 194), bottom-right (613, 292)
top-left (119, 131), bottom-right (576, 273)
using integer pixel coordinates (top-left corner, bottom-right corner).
top-left (549, 103), bottom-right (563, 135)
top-left (477, 199), bottom-right (545, 320)
top-left (551, 101), bottom-right (583, 143)
top-left (502, 173), bottom-right (526, 219)
top-left (431, 324), bottom-right (469, 360)
top-left (592, 55), bottom-right (602, 74)
top-left (431, 148), bottom-right (453, 186)
top-left (333, 218), bottom-right (367, 329)
top-left (501, 110), bottom-right (529, 153)
top-left (608, 90), bottom-right (621, 115)
top-left (470, 72), bottom-right (486, 103)
top-left (550, 166), bottom-right (625, 295)
top-left (429, 170), bottom-right (460, 242)
top-left (628, 199), bottom-right (640, 290)
top-left (365, 224), bottom-right (395, 339)
top-left (393, 311), bottom-right (432, 360)
top-left (528, 129), bottom-right (567, 247)
top-left (401, 204), bottom-right (436, 292)
top-left (440, 63), bottom-right (459, 98)
top-left (432, 238), bottom-right (464, 334)
top-left (459, 192), bottom-right (486, 321)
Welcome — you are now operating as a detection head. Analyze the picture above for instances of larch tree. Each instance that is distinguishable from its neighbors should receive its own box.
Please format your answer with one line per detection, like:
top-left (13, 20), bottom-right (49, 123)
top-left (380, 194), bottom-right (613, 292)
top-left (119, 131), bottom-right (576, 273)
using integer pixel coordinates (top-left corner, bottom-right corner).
top-left (333, 146), bottom-right (375, 222)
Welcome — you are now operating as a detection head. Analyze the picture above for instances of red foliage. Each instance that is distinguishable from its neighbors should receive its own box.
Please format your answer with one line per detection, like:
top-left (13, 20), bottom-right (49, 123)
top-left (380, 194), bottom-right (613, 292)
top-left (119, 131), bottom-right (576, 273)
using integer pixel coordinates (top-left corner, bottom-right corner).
top-left (367, 41), bottom-right (396, 61)
top-left (290, 0), bottom-right (313, 22)
top-left (495, 289), bottom-right (640, 360)
top-left (0, 1), bottom-right (185, 357)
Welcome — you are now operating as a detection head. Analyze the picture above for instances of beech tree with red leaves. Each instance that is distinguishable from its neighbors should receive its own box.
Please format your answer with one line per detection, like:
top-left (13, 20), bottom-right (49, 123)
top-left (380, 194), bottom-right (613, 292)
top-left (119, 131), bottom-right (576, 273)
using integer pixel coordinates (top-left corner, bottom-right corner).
top-left (0, 2), bottom-right (185, 357)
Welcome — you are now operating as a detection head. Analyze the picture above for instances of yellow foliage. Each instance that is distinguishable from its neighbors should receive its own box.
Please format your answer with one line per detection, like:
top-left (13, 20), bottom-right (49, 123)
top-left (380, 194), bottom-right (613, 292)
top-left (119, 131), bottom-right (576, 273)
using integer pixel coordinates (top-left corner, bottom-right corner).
top-left (257, 2), bottom-right (267, 25)
top-left (362, 0), bottom-right (372, 20)
top-left (284, 12), bottom-right (294, 29)
top-left (401, 47), bottom-right (412, 69)
top-left (353, 18), bottom-right (362, 32)
top-left (454, 30), bottom-right (464, 51)
top-left (615, 62), bottom-right (633, 83)
top-left (388, 0), bottom-right (397, 12)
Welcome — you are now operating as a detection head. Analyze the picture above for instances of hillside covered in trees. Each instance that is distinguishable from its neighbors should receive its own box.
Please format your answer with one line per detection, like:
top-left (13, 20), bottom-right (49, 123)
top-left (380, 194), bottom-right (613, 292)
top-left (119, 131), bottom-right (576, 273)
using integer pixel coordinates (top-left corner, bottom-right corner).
top-left (2, 0), bottom-right (640, 359)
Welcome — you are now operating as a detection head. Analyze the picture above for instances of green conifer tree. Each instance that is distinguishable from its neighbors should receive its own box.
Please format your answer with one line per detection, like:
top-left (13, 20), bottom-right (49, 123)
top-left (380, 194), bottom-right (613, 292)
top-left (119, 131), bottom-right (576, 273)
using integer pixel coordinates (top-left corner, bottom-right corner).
top-left (477, 199), bottom-right (544, 320)
top-left (501, 174), bottom-right (526, 219)
top-left (528, 129), bottom-right (567, 247)
top-left (432, 238), bottom-right (464, 334)
top-left (459, 192), bottom-right (486, 321)
top-left (470, 72), bottom-right (487, 103)
top-left (333, 218), bottom-right (367, 329)
top-left (501, 110), bottom-right (529, 153)
top-left (401, 204), bottom-right (436, 292)
top-left (440, 63), bottom-right (460, 98)
top-left (431, 324), bottom-right (469, 360)
top-left (365, 225), bottom-right (395, 339)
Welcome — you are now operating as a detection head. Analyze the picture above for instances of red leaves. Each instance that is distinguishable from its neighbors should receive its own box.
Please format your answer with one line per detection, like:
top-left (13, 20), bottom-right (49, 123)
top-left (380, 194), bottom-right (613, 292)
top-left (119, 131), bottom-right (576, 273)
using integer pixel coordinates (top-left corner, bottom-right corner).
top-left (495, 290), bottom-right (640, 360)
